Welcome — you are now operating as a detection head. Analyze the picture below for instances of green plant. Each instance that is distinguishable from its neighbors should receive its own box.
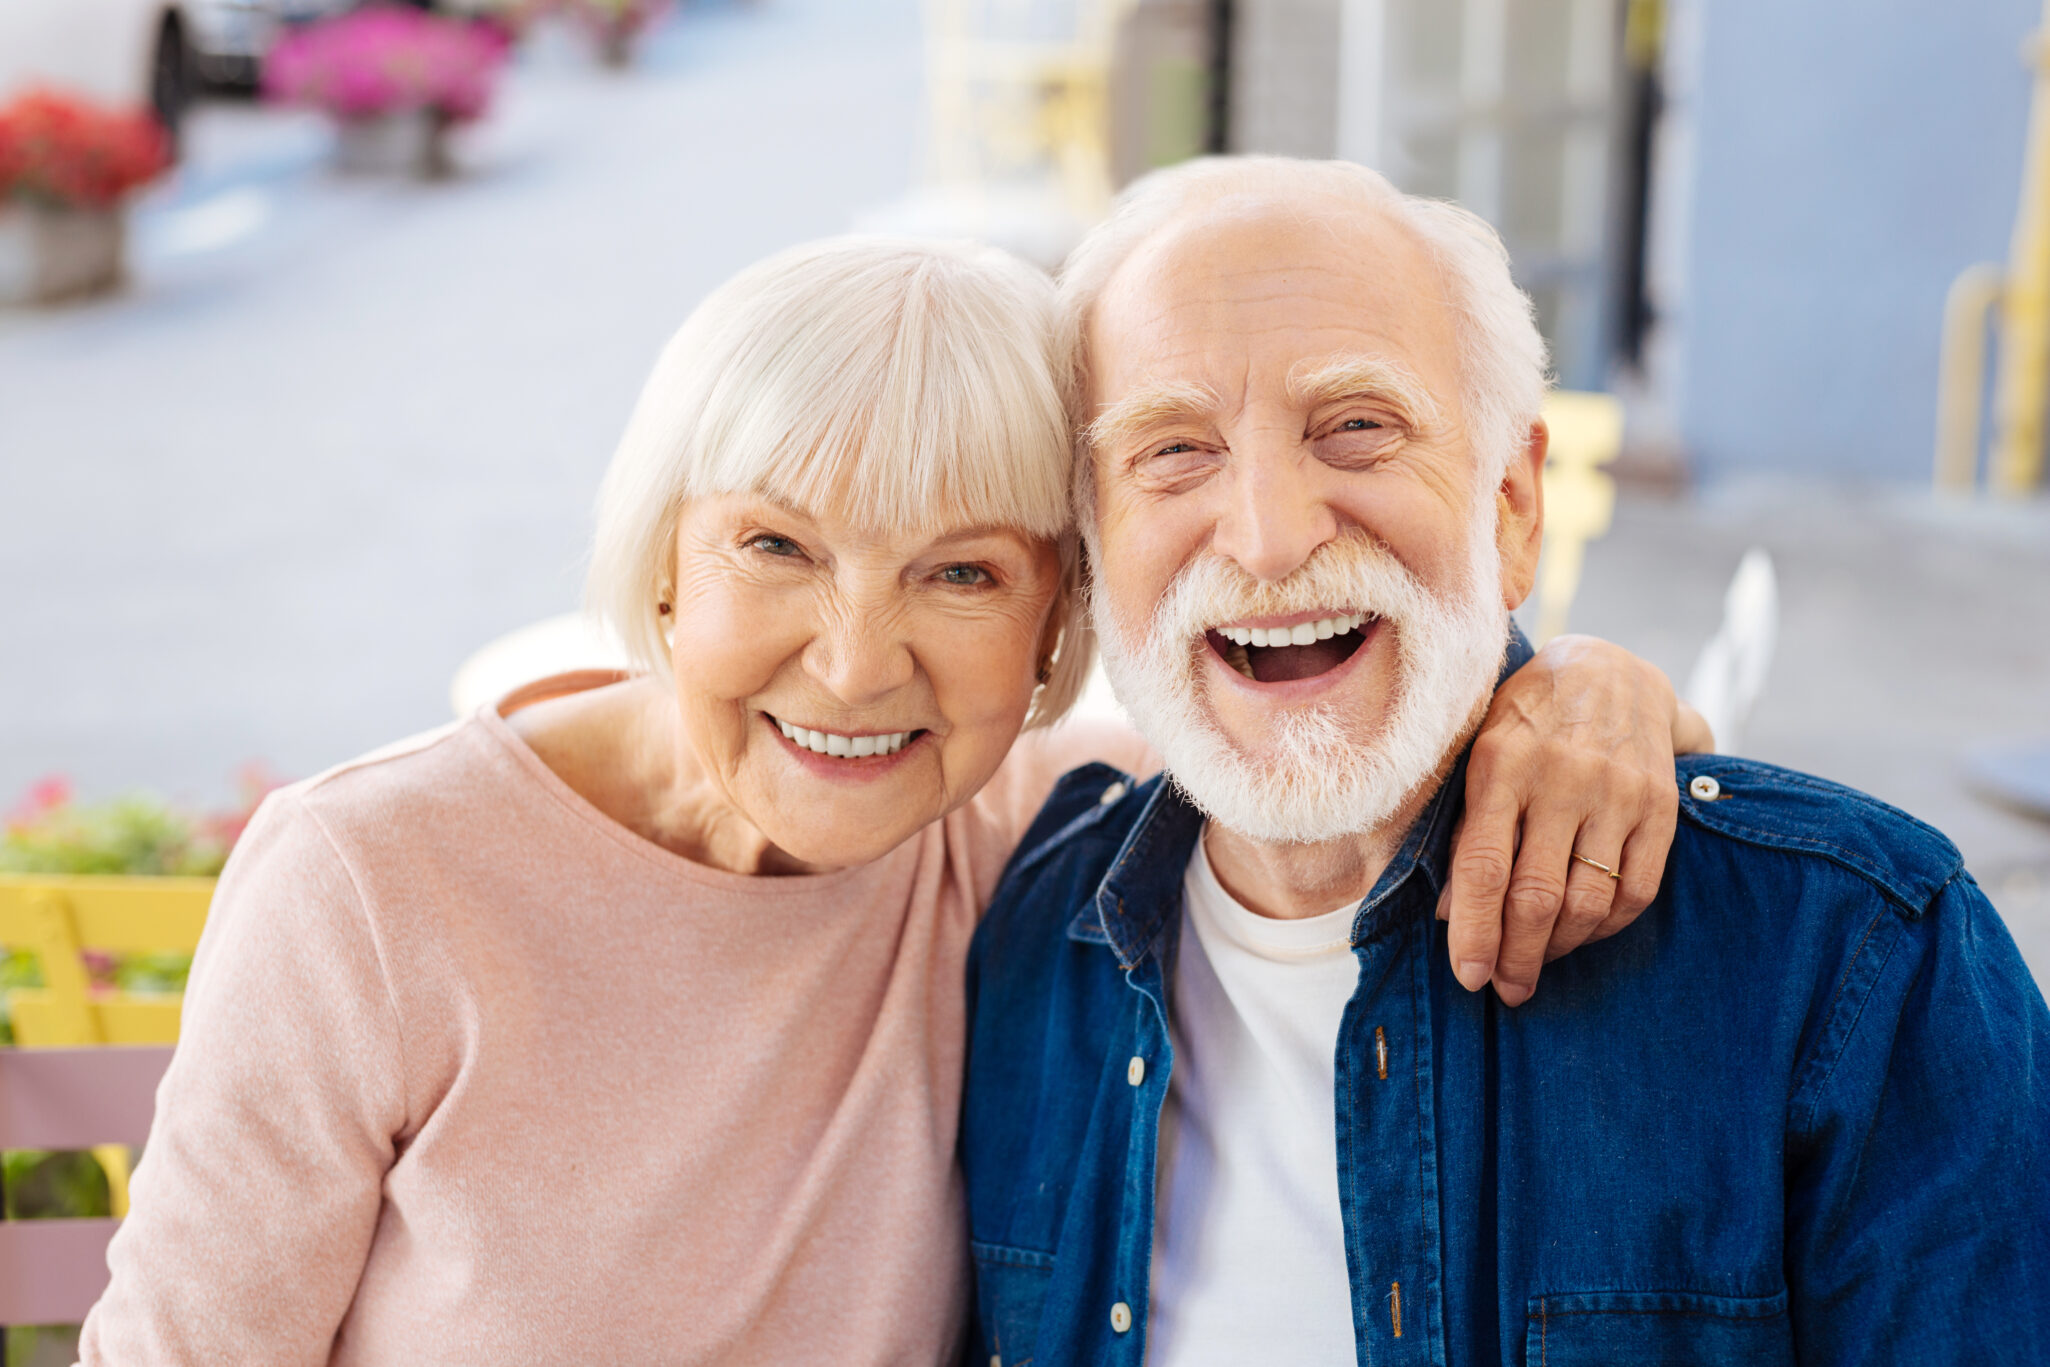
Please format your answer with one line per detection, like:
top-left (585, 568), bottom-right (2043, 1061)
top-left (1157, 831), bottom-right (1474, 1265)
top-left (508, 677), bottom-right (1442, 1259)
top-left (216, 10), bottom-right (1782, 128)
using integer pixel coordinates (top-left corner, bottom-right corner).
top-left (1, 777), bottom-right (235, 877)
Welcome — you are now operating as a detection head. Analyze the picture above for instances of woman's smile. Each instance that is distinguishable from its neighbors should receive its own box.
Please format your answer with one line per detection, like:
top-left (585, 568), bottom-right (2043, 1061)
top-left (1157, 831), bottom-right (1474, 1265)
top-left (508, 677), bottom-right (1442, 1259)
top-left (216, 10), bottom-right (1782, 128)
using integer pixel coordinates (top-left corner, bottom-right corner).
top-left (768, 714), bottom-right (923, 758)
top-left (763, 710), bottom-right (935, 779)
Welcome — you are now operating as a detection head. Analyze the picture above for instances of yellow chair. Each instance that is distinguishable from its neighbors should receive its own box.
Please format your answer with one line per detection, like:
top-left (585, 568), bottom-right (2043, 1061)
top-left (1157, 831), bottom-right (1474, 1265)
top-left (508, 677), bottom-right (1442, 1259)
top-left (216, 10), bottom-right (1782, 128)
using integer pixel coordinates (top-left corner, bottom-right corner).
top-left (0, 874), bottom-right (213, 1215)
top-left (1534, 390), bottom-right (1625, 643)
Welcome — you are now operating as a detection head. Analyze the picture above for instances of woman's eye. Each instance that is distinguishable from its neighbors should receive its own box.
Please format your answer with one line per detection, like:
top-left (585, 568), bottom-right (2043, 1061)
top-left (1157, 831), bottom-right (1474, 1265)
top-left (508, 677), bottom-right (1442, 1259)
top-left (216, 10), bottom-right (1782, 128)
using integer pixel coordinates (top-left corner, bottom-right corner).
top-left (939, 564), bottom-right (991, 586)
top-left (750, 535), bottom-right (801, 557)
top-left (1340, 418), bottom-right (1382, 432)
top-left (1154, 441), bottom-right (1196, 456)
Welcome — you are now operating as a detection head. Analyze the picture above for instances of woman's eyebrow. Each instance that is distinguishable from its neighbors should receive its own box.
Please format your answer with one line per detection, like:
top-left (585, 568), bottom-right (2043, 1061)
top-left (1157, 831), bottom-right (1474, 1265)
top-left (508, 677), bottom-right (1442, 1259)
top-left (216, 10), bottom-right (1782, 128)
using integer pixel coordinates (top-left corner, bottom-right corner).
top-left (1286, 355), bottom-right (1441, 428)
top-left (1084, 379), bottom-right (1222, 455)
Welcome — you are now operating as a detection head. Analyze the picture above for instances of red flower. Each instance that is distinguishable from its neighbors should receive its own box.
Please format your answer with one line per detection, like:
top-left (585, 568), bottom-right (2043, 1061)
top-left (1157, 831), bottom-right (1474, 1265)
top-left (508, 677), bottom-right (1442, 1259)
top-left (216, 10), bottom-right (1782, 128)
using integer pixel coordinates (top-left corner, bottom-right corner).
top-left (0, 90), bottom-right (171, 211)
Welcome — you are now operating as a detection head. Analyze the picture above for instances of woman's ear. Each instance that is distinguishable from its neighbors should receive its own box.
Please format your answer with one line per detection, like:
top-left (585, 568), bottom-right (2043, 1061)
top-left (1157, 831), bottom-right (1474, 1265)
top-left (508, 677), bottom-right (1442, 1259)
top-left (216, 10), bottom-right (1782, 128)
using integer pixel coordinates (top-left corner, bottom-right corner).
top-left (1036, 578), bottom-right (1071, 679)
top-left (1495, 418), bottom-right (1547, 610)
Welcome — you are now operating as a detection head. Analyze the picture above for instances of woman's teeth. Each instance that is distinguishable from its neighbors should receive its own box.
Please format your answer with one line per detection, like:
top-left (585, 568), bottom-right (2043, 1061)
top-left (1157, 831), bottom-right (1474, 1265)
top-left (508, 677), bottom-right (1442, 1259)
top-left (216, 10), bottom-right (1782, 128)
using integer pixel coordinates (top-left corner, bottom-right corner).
top-left (775, 718), bottom-right (912, 758)
top-left (1213, 612), bottom-right (1367, 648)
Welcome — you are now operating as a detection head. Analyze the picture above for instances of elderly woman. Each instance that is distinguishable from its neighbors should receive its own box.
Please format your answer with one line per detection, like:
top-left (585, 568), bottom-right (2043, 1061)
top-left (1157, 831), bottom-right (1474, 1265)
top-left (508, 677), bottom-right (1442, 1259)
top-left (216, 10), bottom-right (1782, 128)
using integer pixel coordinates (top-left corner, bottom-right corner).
top-left (81, 237), bottom-right (1700, 1364)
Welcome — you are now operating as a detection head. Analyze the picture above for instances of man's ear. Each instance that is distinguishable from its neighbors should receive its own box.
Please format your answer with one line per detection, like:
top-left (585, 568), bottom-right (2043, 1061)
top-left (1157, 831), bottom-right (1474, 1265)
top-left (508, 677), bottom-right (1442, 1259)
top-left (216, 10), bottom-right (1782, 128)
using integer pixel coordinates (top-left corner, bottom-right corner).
top-left (1495, 418), bottom-right (1546, 610)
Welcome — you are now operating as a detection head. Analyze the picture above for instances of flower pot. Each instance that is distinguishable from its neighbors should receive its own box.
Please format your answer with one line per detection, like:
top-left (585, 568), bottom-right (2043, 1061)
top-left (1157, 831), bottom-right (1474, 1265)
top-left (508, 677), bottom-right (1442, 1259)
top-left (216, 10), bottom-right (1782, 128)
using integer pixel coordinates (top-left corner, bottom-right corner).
top-left (333, 109), bottom-right (453, 179)
top-left (0, 204), bottom-right (127, 306)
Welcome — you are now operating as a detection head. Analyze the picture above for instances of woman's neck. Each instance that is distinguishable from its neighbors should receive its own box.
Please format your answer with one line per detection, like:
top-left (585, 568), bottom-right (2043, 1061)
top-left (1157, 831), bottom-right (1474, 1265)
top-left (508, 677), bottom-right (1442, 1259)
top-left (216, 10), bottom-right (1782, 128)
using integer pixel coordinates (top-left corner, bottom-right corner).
top-left (507, 677), bottom-right (822, 876)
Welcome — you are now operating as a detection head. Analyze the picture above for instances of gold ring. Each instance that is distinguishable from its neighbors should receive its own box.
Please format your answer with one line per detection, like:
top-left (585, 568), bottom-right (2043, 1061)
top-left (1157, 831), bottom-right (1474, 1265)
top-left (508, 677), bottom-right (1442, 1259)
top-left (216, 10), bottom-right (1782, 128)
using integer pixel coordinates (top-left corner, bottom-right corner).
top-left (1571, 852), bottom-right (1621, 880)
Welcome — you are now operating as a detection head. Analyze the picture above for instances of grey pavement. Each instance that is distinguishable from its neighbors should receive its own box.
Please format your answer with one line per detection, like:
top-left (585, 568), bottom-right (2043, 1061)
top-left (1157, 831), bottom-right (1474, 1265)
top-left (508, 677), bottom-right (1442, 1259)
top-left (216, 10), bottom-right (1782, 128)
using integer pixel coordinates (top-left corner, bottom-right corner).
top-left (2, 0), bottom-right (2047, 994)
top-left (1542, 481), bottom-right (2050, 987)
top-left (1, 0), bottom-right (923, 807)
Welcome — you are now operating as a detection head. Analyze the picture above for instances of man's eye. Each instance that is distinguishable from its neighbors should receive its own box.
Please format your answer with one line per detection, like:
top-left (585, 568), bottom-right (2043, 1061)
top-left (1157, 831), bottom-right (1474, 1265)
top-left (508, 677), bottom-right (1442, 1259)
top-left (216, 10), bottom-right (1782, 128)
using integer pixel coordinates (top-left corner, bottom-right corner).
top-left (750, 535), bottom-right (801, 557)
top-left (1340, 418), bottom-right (1383, 432)
top-left (939, 564), bottom-right (991, 586)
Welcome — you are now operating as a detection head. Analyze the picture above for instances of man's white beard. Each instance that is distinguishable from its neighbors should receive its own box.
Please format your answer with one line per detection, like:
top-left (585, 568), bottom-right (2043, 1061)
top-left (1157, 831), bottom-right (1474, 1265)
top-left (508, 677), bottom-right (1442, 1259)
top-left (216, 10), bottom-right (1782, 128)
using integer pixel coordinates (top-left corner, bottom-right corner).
top-left (1093, 509), bottom-right (1509, 846)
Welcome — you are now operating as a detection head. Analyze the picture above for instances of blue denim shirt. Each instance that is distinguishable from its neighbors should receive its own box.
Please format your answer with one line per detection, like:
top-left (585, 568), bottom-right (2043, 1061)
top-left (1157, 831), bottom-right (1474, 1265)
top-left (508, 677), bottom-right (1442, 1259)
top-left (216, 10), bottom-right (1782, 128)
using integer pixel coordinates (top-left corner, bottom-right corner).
top-left (961, 638), bottom-right (2050, 1366)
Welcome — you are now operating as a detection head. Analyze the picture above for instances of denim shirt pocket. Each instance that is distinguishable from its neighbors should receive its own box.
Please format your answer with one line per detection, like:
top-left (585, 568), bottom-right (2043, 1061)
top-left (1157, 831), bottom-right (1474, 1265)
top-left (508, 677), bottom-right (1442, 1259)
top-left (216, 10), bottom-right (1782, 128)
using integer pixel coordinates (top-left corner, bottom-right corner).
top-left (971, 1240), bottom-right (1056, 1366)
top-left (1525, 1289), bottom-right (1794, 1366)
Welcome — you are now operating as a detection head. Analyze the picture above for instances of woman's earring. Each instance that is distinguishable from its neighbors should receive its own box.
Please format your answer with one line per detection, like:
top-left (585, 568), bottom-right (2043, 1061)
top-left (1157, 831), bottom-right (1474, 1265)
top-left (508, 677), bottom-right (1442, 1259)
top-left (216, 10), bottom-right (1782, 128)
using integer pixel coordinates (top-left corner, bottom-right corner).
top-left (657, 602), bottom-right (672, 616)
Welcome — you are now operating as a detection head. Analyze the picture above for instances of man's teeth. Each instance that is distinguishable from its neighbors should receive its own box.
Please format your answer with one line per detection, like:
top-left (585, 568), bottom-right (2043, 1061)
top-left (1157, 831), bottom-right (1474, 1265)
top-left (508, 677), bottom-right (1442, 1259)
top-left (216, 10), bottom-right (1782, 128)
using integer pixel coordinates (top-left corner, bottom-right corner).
top-left (774, 718), bottom-right (912, 758)
top-left (1214, 612), bottom-right (1368, 648)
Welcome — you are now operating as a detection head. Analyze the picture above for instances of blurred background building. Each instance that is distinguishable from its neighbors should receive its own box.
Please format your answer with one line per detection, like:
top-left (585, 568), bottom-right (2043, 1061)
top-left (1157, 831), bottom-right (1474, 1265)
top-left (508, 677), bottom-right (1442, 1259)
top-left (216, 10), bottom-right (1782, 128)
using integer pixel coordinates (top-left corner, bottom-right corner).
top-left (2, 0), bottom-right (2046, 985)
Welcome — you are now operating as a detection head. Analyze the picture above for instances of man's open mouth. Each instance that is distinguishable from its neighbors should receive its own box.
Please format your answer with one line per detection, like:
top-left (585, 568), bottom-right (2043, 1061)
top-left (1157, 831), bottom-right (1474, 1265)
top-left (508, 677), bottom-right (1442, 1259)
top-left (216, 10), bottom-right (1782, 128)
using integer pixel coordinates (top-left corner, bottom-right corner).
top-left (1204, 611), bottom-right (1374, 683)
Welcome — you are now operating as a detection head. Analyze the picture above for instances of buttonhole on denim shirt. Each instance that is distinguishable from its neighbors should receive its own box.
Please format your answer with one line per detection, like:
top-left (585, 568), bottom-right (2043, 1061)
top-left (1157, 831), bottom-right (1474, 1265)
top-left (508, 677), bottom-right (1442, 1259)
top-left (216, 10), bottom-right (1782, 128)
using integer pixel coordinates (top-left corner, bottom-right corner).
top-left (1389, 1282), bottom-right (1403, 1337)
top-left (1375, 1026), bottom-right (1389, 1080)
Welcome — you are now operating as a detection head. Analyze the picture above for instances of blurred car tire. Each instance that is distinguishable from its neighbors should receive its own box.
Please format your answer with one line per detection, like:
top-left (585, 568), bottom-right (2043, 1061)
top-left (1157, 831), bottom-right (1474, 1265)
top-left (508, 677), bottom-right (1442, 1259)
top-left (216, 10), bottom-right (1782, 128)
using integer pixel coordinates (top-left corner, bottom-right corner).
top-left (150, 10), bottom-right (196, 146)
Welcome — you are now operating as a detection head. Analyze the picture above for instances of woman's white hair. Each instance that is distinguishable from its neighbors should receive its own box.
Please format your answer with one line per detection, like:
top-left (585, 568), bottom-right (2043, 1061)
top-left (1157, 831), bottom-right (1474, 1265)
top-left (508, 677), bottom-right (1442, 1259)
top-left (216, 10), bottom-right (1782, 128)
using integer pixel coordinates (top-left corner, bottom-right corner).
top-left (588, 236), bottom-right (1092, 727)
top-left (1057, 156), bottom-right (1550, 514)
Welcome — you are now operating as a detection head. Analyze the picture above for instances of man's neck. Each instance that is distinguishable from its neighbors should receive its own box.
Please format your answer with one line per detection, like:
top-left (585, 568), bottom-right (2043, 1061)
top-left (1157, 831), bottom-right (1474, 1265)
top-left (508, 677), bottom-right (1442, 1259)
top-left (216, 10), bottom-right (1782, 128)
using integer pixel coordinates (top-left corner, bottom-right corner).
top-left (1199, 713), bottom-right (1489, 922)
top-left (1202, 781), bottom-right (1439, 921)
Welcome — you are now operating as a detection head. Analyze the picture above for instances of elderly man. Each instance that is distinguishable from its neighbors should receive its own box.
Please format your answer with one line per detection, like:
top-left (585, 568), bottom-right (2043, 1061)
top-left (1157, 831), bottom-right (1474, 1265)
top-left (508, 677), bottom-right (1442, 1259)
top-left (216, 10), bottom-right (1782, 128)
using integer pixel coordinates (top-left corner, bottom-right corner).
top-left (960, 156), bottom-right (2050, 1366)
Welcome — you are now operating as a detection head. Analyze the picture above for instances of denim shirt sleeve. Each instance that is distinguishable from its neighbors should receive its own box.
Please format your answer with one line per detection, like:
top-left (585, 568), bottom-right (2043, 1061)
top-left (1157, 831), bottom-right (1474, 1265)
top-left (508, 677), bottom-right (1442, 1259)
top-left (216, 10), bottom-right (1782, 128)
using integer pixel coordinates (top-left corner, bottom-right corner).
top-left (1783, 867), bottom-right (2050, 1361)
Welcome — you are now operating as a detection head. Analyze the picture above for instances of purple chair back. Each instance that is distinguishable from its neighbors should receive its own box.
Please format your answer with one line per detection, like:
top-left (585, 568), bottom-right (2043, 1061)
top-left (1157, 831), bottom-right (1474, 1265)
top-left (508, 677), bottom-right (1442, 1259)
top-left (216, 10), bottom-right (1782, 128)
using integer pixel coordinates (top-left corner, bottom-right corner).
top-left (0, 1046), bottom-right (172, 1326)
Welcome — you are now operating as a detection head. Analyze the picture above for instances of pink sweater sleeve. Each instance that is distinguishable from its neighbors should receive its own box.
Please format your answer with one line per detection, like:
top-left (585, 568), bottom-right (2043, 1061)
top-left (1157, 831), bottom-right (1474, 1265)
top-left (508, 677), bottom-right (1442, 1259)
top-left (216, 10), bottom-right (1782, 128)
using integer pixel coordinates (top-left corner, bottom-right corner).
top-left (79, 793), bottom-right (409, 1365)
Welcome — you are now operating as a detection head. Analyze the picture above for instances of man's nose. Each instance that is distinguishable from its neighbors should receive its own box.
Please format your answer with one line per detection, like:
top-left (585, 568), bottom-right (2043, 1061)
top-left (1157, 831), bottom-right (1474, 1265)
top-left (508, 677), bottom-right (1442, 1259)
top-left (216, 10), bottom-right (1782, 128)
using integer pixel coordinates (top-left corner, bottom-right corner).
top-left (1209, 448), bottom-right (1339, 582)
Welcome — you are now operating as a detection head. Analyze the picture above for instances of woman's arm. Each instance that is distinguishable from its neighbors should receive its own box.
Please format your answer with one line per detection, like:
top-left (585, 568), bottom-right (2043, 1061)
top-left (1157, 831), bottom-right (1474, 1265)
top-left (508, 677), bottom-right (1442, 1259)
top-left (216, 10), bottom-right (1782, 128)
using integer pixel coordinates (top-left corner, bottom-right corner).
top-left (1445, 633), bottom-right (1711, 1007)
top-left (79, 794), bottom-right (404, 1365)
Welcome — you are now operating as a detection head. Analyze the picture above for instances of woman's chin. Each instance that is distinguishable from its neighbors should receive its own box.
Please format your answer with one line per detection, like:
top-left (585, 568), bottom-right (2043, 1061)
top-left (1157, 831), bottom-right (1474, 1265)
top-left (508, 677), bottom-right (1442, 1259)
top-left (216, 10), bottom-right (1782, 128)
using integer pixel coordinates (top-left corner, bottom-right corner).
top-left (762, 821), bottom-right (920, 875)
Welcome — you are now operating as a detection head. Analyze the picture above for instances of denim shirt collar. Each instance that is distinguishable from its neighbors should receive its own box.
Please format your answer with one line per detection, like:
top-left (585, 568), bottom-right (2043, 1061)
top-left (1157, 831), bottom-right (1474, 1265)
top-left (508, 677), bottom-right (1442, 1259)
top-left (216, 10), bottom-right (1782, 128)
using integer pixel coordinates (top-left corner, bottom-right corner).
top-left (1074, 624), bottom-right (1536, 967)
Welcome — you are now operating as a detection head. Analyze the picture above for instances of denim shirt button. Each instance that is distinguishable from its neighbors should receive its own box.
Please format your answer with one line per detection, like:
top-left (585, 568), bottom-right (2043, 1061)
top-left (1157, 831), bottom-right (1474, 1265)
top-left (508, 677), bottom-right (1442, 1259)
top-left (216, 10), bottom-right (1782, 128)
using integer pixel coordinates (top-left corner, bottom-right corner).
top-left (1690, 774), bottom-right (1723, 801)
top-left (1100, 781), bottom-right (1129, 806)
top-left (1127, 1055), bottom-right (1146, 1086)
top-left (1111, 1301), bottom-right (1134, 1333)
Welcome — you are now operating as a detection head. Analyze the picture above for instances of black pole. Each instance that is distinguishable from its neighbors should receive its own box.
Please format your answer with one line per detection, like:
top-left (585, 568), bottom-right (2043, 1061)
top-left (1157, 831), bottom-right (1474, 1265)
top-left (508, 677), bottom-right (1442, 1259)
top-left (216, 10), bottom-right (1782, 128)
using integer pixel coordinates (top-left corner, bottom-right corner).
top-left (1206, 0), bottom-right (1235, 154)
top-left (1612, 0), bottom-right (1663, 369)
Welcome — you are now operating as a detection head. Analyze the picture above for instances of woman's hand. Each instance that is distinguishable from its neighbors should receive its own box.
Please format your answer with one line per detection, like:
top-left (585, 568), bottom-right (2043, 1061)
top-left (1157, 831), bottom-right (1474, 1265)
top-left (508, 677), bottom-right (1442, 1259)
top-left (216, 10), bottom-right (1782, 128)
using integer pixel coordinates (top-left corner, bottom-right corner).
top-left (1441, 634), bottom-right (1714, 1006)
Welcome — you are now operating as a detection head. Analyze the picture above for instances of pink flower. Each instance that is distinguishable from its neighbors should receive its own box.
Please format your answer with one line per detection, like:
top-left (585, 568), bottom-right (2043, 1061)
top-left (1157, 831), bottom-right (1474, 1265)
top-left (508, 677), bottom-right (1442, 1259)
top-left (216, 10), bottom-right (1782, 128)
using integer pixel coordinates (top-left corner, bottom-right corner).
top-left (5, 774), bottom-right (73, 831)
top-left (264, 6), bottom-right (509, 123)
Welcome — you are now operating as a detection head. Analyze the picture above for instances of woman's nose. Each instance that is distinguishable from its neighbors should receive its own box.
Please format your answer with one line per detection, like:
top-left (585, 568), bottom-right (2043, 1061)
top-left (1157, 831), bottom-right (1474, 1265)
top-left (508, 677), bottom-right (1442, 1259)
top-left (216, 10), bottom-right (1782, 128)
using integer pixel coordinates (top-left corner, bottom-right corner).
top-left (807, 609), bottom-right (916, 705)
top-left (1209, 449), bottom-right (1339, 583)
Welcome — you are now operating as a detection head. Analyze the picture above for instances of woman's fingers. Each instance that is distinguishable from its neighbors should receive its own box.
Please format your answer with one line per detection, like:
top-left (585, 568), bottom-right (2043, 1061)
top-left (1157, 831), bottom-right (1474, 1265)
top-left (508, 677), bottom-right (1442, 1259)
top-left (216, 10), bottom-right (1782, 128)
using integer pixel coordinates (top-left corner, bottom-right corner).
top-left (1488, 806), bottom-right (1582, 1007)
top-left (1579, 804), bottom-right (1676, 946)
top-left (1444, 776), bottom-right (1518, 992)
top-left (1448, 635), bottom-right (1689, 1004)
top-left (1540, 816), bottom-right (1630, 964)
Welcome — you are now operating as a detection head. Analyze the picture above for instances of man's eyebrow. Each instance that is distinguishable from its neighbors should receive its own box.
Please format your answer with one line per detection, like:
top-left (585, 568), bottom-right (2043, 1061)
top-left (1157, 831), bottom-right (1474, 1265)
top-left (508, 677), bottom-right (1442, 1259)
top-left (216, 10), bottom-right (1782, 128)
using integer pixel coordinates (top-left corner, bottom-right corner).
top-left (1083, 379), bottom-right (1222, 454)
top-left (1286, 355), bottom-right (1441, 428)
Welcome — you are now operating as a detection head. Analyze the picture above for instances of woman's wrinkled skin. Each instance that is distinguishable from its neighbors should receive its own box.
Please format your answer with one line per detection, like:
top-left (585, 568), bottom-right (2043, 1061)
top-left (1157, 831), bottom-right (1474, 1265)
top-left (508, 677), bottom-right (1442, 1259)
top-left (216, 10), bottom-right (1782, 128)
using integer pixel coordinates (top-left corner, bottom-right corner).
top-left (514, 494), bottom-right (1065, 875)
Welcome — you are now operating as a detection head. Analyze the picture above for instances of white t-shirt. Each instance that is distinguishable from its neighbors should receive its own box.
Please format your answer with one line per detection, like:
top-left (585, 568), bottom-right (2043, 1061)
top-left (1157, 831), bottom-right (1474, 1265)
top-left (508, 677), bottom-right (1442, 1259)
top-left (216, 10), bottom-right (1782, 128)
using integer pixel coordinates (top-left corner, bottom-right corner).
top-left (1145, 834), bottom-right (1362, 1366)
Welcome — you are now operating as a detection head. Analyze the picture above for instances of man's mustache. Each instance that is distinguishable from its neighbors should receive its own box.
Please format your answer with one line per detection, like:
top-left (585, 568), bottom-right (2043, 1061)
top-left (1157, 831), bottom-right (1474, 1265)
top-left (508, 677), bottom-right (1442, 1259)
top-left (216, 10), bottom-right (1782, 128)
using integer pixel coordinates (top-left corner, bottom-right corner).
top-left (1136, 535), bottom-right (1431, 652)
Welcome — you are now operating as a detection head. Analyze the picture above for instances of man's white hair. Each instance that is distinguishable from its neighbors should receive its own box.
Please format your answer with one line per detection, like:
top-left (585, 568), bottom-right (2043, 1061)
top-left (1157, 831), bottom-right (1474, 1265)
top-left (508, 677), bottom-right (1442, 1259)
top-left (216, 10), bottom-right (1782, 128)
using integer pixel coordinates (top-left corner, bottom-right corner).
top-left (1057, 155), bottom-right (1550, 512)
top-left (586, 236), bottom-right (1092, 728)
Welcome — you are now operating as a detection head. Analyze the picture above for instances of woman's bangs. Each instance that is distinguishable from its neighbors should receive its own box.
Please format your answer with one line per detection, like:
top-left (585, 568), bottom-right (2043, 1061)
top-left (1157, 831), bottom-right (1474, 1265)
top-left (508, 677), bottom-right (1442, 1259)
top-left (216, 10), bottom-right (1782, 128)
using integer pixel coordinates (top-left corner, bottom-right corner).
top-left (697, 282), bottom-right (1071, 540)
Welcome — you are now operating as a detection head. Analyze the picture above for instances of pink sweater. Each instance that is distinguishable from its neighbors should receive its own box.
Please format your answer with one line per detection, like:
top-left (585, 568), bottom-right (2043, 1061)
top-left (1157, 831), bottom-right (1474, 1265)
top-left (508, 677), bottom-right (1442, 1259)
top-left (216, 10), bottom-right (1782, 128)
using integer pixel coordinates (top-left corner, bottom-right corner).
top-left (80, 701), bottom-right (1144, 1365)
